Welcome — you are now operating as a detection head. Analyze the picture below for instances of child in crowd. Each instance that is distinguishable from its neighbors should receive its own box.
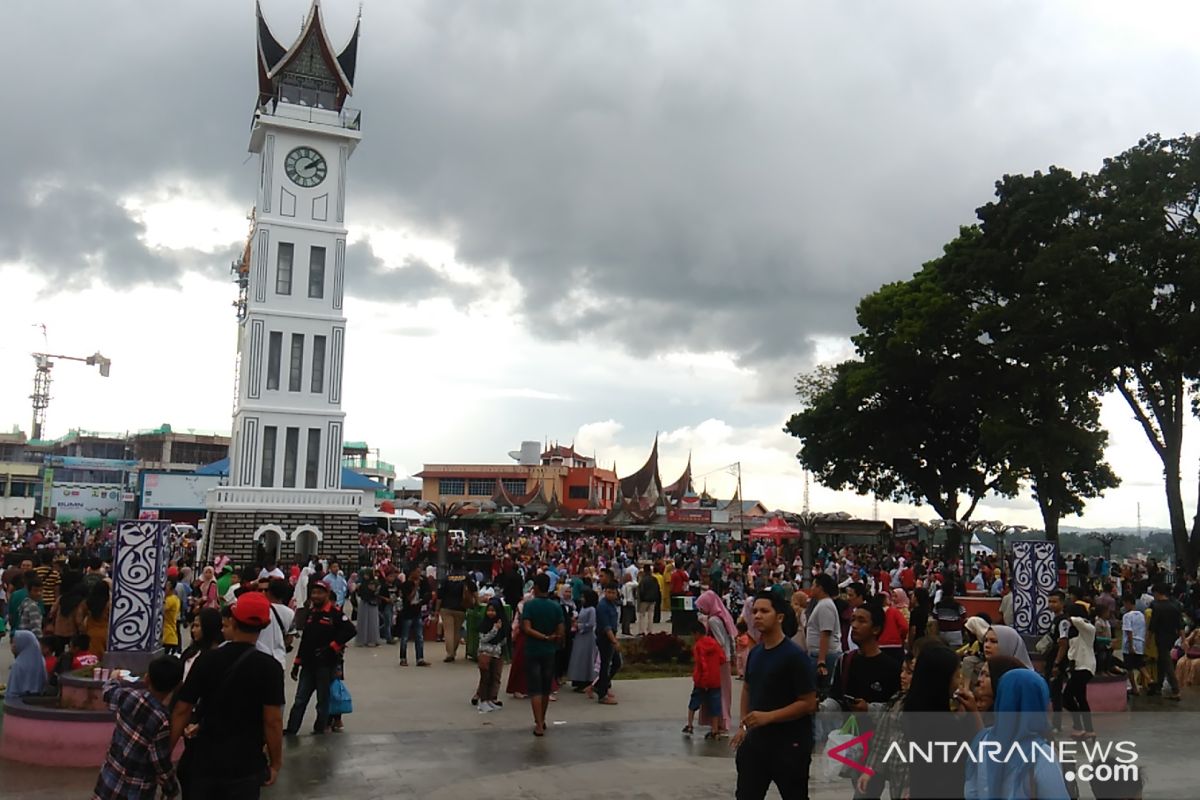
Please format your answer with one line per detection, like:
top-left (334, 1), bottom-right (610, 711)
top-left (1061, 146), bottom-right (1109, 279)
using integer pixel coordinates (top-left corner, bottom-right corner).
top-left (41, 637), bottom-right (58, 677)
top-left (683, 620), bottom-right (725, 739)
top-left (71, 633), bottom-right (100, 670)
top-left (476, 599), bottom-right (508, 713)
top-left (734, 618), bottom-right (751, 679)
top-left (92, 655), bottom-right (183, 800)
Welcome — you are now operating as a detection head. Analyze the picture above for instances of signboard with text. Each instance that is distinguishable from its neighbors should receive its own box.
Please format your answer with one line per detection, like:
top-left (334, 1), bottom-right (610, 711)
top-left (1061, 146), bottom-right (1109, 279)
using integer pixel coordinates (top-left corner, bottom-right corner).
top-left (667, 508), bottom-right (712, 523)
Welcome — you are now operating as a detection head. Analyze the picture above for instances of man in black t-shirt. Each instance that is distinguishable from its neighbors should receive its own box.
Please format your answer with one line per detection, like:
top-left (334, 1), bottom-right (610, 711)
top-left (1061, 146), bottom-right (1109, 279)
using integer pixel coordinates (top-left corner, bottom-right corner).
top-left (733, 590), bottom-right (818, 800)
top-left (835, 602), bottom-right (901, 799)
top-left (1148, 584), bottom-right (1183, 698)
top-left (171, 592), bottom-right (285, 799)
top-left (436, 565), bottom-right (477, 662)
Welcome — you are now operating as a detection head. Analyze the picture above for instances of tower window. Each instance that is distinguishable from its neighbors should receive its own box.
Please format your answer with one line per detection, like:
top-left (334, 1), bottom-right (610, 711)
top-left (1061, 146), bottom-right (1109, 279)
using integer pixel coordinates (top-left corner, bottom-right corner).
top-left (276, 242), bottom-right (294, 295)
top-left (308, 246), bottom-right (326, 298)
top-left (288, 334), bottom-right (304, 392)
top-left (260, 426), bottom-right (277, 487)
top-left (266, 331), bottom-right (282, 391)
top-left (305, 428), bottom-right (321, 488)
top-left (282, 427), bottom-right (299, 488)
top-left (311, 335), bottom-right (326, 393)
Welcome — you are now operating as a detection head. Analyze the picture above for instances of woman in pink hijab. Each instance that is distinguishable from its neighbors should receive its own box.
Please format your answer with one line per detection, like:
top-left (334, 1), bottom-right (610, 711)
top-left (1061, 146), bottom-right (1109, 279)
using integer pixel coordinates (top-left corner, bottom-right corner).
top-left (696, 590), bottom-right (736, 734)
top-left (890, 588), bottom-right (910, 621)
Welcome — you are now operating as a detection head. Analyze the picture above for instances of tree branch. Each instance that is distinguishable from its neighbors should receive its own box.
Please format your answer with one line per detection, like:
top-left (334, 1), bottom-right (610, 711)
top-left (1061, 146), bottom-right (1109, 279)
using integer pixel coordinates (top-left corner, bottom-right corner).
top-left (1116, 369), bottom-right (1167, 457)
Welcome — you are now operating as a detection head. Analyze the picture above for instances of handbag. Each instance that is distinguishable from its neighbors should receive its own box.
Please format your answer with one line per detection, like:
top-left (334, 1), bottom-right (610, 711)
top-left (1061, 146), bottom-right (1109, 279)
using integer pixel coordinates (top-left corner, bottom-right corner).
top-left (328, 678), bottom-right (353, 716)
top-left (1035, 633), bottom-right (1054, 655)
top-left (824, 714), bottom-right (863, 780)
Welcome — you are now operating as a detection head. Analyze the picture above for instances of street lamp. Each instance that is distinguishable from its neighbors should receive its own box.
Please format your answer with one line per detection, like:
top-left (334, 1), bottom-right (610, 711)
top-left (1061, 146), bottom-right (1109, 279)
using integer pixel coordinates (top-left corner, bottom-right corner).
top-left (422, 501), bottom-right (465, 581)
top-left (1086, 532), bottom-right (1125, 564)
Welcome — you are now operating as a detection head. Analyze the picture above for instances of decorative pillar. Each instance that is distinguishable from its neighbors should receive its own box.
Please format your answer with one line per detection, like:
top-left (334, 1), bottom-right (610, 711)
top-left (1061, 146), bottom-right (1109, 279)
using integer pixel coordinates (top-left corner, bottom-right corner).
top-left (1011, 540), bottom-right (1058, 637)
top-left (106, 519), bottom-right (169, 672)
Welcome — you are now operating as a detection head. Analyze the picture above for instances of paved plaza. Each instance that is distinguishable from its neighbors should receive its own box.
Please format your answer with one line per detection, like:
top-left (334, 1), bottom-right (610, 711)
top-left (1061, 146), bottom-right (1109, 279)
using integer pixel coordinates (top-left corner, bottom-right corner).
top-left (0, 641), bottom-right (830, 800)
top-left (4, 642), bottom-right (1200, 799)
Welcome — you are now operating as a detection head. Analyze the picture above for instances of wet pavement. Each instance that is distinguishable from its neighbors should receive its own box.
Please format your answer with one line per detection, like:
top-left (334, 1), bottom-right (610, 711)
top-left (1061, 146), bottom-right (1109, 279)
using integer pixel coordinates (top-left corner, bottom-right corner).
top-left (4, 638), bottom-right (1200, 799)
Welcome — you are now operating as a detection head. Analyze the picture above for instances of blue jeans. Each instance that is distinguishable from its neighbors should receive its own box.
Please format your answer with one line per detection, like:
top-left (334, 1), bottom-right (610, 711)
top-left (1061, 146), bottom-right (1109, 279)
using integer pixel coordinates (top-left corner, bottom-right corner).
top-left (286, 664), bottom-right (333, 734)
top-left (398, 616), bottom-right (424, 662)
top-left (379, 602), bottom-right (394, 641)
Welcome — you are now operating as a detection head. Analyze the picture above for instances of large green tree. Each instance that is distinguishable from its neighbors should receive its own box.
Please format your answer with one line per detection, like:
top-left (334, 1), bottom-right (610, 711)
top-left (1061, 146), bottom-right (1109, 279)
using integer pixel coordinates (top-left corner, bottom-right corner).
top-left (785, 256), bottom-right (1022, 557)
top-left (934, 171), bottom-right (1120, 542)
top-left (1083, 135), bottom-right (1200, 573)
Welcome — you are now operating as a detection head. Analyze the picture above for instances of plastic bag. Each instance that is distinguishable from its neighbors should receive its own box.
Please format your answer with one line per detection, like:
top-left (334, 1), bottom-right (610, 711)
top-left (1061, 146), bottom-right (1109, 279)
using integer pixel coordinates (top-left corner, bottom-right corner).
top-left (823, 714), bottom-right (862, 780)
top-left (328, 678), bottom-right (353, 716)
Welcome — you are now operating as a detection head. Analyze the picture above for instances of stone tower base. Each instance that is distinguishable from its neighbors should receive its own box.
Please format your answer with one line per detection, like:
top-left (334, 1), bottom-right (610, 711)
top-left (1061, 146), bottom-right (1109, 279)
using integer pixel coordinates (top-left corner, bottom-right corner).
top-left (207, 510), bottom-right (359, 568)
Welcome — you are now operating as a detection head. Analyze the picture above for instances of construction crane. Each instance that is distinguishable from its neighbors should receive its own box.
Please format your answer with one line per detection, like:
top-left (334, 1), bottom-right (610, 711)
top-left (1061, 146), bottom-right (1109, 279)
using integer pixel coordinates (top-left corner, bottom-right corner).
top-left (30, 351), bottom-right (111, 440)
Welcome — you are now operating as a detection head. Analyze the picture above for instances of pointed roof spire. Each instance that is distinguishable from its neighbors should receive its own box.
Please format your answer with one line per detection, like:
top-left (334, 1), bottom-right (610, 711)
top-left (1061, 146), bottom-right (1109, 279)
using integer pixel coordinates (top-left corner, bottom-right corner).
top-left (619, 434), bottom-right (662, 501)
top-left (256, 0), bottom-right (359, 106)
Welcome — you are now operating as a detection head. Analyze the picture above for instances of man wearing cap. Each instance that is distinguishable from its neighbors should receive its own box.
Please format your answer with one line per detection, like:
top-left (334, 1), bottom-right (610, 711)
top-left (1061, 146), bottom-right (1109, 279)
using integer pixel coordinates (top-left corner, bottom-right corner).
top-left (285, 581), bottom-right (356, 736)
top-left (171, 591), bottom-right (285, 799)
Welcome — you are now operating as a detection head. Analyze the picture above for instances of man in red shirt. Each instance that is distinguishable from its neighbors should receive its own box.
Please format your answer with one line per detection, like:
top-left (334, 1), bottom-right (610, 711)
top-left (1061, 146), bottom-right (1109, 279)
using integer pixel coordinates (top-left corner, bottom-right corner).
top-left (684, 620), bottom-right (726, 739)
top-left (669, 566), bottom-right (689, 596)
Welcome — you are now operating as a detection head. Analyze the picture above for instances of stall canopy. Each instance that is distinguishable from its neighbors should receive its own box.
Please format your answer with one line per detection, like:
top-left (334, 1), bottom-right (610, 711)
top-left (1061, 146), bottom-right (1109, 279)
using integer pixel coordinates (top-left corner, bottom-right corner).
top-left (748, 516), bottom-right (801, 544)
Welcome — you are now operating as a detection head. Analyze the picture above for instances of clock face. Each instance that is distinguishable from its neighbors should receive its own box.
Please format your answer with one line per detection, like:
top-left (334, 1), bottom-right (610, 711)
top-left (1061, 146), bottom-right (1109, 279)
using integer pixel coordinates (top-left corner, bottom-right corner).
top-left (284, 146), bottom-right (327, 188)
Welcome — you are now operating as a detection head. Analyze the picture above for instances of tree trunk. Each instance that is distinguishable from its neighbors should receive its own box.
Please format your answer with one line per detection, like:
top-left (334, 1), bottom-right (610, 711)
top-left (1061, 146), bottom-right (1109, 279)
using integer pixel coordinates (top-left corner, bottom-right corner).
top-left (1189, 461), bottom-right (1200, 570)
top-left (1165, 464), bottom-right (1192, 576)
top-left (1037, 495), bottom-right (1060, 544)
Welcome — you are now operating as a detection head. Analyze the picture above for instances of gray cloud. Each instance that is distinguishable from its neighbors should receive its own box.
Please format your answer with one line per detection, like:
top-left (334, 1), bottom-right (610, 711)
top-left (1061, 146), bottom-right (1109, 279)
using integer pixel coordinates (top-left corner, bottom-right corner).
top-left (3, 1), bottom-right (1197, 399)
top-left (343, 241), bottom-right (478, 306)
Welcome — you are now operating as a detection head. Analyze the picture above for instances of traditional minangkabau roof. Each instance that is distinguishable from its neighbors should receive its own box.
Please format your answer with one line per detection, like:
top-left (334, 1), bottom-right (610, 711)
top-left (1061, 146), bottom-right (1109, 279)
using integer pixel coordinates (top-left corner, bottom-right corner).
top-left (663, 452), bottom-right (694, 504)
top-left (619, 435), bottom-right (662, 503)
top-left (256, 0), bottom-right (360, 107)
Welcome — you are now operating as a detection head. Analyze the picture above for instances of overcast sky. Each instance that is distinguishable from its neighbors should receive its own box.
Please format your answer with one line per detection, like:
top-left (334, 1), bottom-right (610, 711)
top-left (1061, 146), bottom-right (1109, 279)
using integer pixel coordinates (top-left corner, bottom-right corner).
top-left (2, 0), bottom-right (1198, 531)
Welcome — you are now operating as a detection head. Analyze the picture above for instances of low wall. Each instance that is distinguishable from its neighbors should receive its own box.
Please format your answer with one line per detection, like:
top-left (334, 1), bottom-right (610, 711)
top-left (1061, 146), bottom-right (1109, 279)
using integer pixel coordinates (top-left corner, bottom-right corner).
top-left (0, 696), bottom-right (114, 767)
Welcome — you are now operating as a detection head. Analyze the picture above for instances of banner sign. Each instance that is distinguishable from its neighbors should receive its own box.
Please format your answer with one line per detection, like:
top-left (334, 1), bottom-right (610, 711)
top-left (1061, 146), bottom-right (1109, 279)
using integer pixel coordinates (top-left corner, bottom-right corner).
top-left (668, 508), bottom-right (712, 523)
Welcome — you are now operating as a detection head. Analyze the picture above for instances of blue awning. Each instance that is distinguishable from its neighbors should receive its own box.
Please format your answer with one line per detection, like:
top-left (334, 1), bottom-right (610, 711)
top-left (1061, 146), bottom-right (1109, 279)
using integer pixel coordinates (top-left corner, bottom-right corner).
top-left (194, 458), bottom-right (385, 491)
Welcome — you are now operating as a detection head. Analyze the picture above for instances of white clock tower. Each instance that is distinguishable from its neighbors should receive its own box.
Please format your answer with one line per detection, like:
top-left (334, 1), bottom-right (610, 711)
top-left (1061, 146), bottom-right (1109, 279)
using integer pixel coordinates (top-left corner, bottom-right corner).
top-left (206, 1), bottom-right (364, 566)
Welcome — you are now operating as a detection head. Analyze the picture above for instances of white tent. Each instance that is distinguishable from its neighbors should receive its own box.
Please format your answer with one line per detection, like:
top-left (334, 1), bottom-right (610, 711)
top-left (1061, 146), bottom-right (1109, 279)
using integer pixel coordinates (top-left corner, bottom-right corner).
top-left (969, 534), bottom-right (994, 556)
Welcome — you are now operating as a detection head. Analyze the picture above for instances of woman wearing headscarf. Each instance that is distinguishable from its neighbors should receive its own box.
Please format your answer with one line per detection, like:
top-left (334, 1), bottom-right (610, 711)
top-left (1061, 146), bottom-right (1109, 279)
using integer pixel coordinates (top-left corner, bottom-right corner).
top-left (972, 655), bottom-right (1028, 714)
top-left (195, 566), bottom-right (219, 611)
top-left (891, 588), bottom-right (911, 621)
top-left (695, 589), bottom-right (736, 735)
top-left (83, 580), bottom-right (111, 658)
top-left (903, 644), bottom-right (983, 798)
top-left (964, 669), bottom-right (1071, 799)
top-left (6, 630), bottom-right (47, 700)
top-left (567, 589), bottom-right (599, 691)
top-left (984, 624), bottom-right (1034, 668)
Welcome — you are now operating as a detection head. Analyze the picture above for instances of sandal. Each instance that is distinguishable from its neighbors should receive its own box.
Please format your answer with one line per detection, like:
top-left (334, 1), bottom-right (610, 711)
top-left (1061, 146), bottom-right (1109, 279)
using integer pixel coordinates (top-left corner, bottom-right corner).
top-left (704, 731), bottom-right (718, 740)
top-left (533, 727), bottom-right (545, 737)
top-left (682, 725), bottom-right (694, 735)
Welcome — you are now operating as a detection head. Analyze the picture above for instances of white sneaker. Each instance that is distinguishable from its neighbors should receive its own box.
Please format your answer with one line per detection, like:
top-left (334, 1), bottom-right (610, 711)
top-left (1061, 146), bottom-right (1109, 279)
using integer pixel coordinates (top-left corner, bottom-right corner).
top-left (478, 701), bottom-right (495, 713)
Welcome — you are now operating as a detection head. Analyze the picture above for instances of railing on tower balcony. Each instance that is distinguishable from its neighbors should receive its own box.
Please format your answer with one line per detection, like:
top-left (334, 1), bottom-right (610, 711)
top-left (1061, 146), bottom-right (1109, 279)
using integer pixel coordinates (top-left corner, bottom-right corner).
top-left (341, 455), bottom-right (395, 474)
top-left (255, 91), bottom-right (361, 131)
top-left (206, 486), bottom-right (366, 513)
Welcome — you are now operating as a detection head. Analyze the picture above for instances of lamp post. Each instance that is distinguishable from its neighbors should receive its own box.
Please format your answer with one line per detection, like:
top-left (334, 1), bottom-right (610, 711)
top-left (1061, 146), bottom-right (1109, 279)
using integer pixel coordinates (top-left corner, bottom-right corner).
top-left (794, 511), bottom-right (831, 589)
top-left (1086, 532), bottom-right (1125, 565)
top-left (423, 501), bottom-right (464, 582)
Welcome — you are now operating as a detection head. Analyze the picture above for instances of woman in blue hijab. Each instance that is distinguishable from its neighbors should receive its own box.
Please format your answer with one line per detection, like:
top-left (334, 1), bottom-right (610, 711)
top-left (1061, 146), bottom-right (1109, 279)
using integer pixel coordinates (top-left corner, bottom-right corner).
top-left (6, 630), bottom-right (47, 700)
top-left (964, 669), bottom-right (1070, 799)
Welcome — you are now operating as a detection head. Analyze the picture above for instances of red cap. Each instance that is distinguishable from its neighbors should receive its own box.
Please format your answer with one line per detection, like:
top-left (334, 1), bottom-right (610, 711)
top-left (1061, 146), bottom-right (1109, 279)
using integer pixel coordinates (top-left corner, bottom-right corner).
top-left (166, 566), bottom-right (179, 579)
top-left (231, 591), bottom-right (271, 628)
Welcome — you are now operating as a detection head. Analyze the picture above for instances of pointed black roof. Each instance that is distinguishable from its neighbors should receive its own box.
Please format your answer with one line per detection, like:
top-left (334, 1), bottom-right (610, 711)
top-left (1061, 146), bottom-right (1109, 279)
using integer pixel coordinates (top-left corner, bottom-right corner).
top-left (337, 18), bottom-right (360, 86)
top-left (257, 4), bottom-right (288, 71)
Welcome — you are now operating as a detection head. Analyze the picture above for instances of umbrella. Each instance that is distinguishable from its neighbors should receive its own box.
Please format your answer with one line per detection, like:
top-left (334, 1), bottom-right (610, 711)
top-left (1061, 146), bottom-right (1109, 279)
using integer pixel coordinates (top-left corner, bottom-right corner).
top-left (748, 516), bottom-right (802, 544)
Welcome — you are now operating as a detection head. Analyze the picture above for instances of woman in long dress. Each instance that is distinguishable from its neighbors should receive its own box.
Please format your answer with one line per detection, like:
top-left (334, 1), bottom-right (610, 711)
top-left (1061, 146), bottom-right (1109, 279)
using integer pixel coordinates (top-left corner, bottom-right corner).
top-left (354, 574), bottom-right (381, 647)
top-left (568, 590), bottom-right (599, 690)
top-left (695, 589), bottom-right (735, 735)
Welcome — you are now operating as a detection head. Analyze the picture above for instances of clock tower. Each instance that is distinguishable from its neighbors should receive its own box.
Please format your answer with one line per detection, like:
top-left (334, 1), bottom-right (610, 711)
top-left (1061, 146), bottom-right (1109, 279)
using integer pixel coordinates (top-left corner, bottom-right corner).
top-left (205, 1), bottom-right (364, 566)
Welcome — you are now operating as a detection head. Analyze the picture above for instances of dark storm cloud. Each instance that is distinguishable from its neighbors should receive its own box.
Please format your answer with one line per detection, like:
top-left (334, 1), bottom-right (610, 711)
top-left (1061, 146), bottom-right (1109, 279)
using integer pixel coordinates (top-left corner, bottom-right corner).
top-left (3, 1), bottom-right (1197, 396)
top-left (343, 241), bottom-right (478, 306)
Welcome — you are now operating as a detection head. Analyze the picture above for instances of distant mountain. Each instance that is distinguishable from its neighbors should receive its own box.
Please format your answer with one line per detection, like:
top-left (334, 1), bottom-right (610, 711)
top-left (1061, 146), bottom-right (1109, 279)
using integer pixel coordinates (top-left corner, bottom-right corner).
top-left (1058, 526), bottom-right (1169, 537)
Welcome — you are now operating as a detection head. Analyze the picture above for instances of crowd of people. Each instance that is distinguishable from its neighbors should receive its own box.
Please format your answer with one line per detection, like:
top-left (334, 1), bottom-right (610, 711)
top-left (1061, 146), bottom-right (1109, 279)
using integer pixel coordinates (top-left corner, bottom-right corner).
top-left (2, 518), bottom-right (1196, 799)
